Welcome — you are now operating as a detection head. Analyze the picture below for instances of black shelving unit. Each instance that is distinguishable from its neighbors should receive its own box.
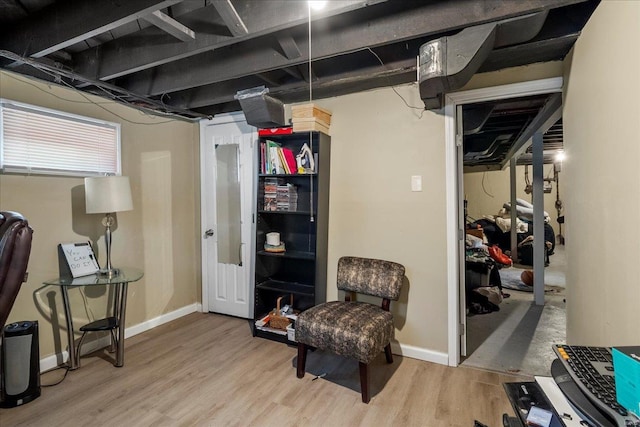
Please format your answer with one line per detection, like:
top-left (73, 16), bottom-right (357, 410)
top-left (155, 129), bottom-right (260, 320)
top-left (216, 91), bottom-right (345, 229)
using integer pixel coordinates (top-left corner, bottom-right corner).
top-left (253, 130), bottom-right (330, 344)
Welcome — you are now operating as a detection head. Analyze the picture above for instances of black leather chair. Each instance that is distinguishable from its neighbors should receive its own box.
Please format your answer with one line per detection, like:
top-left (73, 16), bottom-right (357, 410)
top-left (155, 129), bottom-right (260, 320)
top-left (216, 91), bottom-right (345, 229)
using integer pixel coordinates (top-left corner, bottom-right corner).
top-left (295, 256), bottom-right (405, 403)
top-left (0, 211), bottom-right (34, 334)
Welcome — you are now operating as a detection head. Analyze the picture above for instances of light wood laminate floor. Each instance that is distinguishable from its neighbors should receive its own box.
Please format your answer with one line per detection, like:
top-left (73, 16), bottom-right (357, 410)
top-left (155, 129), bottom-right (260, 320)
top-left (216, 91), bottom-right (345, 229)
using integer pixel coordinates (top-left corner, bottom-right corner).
top-left (0, 313), bottom-right (528, 426)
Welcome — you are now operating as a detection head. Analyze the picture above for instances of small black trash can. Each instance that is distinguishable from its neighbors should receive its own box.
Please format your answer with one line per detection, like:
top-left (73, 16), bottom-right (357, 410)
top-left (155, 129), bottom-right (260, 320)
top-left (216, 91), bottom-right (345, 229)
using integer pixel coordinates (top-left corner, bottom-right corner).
top-left (1, 320), bottom-right (41, 407)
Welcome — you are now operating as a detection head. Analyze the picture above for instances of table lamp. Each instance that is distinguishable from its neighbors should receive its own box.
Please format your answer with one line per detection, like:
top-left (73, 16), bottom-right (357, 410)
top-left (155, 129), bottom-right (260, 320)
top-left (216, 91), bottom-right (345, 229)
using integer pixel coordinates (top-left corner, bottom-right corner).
top-left (84, 176), bottom-right (133, 277)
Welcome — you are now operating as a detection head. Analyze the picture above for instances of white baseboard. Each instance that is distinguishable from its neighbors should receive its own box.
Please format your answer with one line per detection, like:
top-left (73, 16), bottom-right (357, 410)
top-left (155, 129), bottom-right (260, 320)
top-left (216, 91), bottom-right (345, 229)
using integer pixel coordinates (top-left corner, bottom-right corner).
top-left (124, 303), bottom-right (201, 339)
top-left (40, 303), bottom-right (201, 372)
top-left (390, 342), bottom-right (449, 366)
top-left (39, 305), bottom-right (447, 372)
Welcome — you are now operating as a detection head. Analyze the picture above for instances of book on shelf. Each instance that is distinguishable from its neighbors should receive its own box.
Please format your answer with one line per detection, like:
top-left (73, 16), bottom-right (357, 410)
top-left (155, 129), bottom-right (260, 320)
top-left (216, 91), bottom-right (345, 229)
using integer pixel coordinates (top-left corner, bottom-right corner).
top-left (277, 147), bottom-right (290, 174)
top-left (260, 139), bottom-right (300, 175)
top-left (260, 142), bottom-right (265, 174)
top-left (282, 148), bottom-right (297, 174)
top-left (268, 141), bottom-right (282, 174)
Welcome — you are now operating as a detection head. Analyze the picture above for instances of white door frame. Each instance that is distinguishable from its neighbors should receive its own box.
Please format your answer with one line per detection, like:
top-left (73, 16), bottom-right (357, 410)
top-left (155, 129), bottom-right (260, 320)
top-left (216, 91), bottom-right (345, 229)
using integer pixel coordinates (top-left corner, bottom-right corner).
top-left (199, 112), bottom-right (257, 314)
top-left (444, 77), bottom-right (564, 366)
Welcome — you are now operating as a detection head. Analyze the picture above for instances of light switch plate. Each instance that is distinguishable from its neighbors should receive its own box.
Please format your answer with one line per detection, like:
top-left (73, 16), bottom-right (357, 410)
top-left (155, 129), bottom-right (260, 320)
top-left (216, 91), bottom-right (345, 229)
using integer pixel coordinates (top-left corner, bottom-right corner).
top-left (411, 175), bottom-right (422, 192)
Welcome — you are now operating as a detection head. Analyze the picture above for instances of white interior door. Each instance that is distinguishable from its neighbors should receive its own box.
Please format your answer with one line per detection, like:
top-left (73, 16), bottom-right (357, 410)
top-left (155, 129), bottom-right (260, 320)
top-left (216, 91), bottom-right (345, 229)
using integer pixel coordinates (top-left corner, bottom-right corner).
top-left (200, 113), bottom-right (256, 318)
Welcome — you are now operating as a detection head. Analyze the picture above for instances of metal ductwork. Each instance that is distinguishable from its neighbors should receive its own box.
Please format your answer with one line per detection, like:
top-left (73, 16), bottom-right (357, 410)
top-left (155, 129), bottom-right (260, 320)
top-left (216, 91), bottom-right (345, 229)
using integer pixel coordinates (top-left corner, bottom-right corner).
top-left (235, 86), bottom-right (286, 129)
top-left (419, 12), bottom-right (548, 110)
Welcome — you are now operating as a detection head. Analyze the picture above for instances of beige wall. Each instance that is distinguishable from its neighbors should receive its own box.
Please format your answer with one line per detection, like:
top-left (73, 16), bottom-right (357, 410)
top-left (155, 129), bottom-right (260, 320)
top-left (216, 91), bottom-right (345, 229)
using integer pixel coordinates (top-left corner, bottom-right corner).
top-left (0, 71), bottom-right (201, 360)
top-left (562, 1), bottom-right (640, 345)
top-left (313, 86), bottom-right (449, 353)
top-left (0, 48), bottom-right (569, 362)
top-left (309, 59), bottom-right (563, 355)
top-left (464, 164), bottom-right (564, 236)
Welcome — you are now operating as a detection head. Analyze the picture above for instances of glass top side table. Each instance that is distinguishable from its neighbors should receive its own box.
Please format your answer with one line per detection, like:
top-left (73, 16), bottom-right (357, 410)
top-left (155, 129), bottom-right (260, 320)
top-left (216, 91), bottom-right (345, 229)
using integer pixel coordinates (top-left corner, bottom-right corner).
top-left (44, 267), bottom-right (144, 370)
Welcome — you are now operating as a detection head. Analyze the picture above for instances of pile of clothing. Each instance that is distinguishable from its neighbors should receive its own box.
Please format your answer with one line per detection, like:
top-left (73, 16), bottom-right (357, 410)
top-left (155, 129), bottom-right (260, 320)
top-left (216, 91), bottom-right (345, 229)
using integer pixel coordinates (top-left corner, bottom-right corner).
top-left (465, 235), bottom-right (512, 315)
top-left (467, 198), bottom-right (555, 266)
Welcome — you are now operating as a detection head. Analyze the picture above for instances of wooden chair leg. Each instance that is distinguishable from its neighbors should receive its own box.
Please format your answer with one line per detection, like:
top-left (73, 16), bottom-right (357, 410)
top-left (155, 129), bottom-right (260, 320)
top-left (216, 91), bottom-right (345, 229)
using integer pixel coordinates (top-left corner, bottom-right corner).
top-left (359, 361), bottom-right (370, 403)
top-left (384, 343), bottom-right (393, 363)
top-left (296, 343), bottom-right (308, 378)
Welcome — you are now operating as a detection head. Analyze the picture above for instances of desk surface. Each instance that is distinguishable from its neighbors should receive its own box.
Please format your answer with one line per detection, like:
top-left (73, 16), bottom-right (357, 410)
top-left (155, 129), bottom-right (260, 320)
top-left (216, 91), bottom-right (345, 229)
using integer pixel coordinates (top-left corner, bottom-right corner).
top-left (44, 267), bottom-right (143, 286)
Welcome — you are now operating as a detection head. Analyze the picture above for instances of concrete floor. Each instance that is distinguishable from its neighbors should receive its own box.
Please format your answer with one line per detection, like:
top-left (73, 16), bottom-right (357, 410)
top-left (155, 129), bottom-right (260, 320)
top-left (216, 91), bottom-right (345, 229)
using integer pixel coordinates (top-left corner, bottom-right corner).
top-left (461, 245), bottom-right (566, 377)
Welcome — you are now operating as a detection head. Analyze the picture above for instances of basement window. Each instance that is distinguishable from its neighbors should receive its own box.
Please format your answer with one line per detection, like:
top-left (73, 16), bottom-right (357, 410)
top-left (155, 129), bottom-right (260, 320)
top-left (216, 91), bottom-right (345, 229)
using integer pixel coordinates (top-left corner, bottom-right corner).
top-left (0, 99), bottom-right (121, 177)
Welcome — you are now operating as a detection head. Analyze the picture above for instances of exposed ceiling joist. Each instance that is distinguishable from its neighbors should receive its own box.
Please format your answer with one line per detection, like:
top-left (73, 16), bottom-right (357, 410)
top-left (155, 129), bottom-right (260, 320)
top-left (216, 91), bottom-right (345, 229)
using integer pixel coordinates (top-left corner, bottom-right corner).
top-left (479, 33), bottom-right (580, 73)
top-left (211, 0), bottom-right (249, 36)
top-left (500, 92), bottom-right (563, 169)
top-left (255, 73), bottom-right (281, 87)
top-left (142, 10), bottom-right (195, 42)
top-left (0, 49), bottom-right (207, 120)
top-left (122, 0), bottom-right (584, 97)
top-left (180, 57), bottom-right (416, 112)
top-left (297, 64), bottom-right (316, 84)
top-left (276, 32), bottom-right (302, 60)
top-left (73, 0), bottom-right (382, 81)
top-left (0, 0), bottom-right (182, 58)
top-left (281, 66), bottom-right (304, 80)
top-left (0, 0), bottom-right (598, 136)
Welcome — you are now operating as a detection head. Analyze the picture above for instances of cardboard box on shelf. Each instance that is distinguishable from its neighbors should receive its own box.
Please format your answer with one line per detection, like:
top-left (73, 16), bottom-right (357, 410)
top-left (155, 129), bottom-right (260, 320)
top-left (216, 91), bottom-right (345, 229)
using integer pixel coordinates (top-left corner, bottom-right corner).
top-left (292, 118), bottom-right (331, 135)
top-left (291, 103), bottom-right (332, 125)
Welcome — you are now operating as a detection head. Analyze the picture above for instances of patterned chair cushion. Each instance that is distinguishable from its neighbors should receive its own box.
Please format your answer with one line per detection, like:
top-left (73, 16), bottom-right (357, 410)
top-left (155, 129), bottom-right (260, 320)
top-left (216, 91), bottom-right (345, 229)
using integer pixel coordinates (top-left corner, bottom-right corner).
top-left (296, 301), bottom-right (394, 364)
top-left (337, 256), bottom-right (405, 300)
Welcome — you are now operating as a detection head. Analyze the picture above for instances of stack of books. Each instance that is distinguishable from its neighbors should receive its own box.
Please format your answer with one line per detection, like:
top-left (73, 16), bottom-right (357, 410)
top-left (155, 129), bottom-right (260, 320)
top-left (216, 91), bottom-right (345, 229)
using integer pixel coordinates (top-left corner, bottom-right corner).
top-left (260, 140), bottom-right (298, 174)
top-left (276, 183), bottom-right (298, 211)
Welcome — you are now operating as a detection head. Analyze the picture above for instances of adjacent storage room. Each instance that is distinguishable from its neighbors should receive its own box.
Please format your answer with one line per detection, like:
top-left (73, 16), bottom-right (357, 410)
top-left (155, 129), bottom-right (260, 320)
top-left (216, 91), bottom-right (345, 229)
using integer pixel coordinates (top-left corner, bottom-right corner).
top-left (253, 129), bottom-right (330, 343)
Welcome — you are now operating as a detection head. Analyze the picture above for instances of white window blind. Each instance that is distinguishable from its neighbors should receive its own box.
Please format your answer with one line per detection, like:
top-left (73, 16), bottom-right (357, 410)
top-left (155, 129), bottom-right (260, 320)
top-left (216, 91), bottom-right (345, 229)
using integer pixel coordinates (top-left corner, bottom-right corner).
top-left (0, 100), bottom-right (121, 177)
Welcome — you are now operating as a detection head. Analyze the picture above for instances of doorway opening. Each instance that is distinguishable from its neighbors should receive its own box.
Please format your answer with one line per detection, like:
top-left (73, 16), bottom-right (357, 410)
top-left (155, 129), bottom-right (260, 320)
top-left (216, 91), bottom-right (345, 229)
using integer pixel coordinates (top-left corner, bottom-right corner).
top-left (459, 98), bottom-right (567, 376)
top-left (444, 78), bottom-right (566, 373)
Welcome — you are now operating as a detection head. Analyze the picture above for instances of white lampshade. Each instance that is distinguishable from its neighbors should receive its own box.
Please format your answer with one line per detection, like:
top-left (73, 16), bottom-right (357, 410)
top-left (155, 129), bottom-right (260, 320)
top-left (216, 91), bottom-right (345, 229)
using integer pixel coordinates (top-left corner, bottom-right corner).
top-left (85, 176), bottom-right (133, 214)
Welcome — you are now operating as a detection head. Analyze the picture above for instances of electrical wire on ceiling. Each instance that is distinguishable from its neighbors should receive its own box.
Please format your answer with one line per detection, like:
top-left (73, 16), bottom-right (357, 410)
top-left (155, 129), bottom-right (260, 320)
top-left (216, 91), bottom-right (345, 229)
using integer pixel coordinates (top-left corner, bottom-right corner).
top-left (0, 50), bottom-right (208, 123)
top-left (6, 71), bottom-right (190, 126)
top-left (365, 47), bottom-right (426, 119)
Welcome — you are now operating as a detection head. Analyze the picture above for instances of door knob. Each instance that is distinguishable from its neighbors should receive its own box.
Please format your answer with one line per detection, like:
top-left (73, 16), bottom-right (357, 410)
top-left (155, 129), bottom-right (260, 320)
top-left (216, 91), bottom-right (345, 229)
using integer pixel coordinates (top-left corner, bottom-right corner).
top-left (204, 229), bottom-right (214, 238)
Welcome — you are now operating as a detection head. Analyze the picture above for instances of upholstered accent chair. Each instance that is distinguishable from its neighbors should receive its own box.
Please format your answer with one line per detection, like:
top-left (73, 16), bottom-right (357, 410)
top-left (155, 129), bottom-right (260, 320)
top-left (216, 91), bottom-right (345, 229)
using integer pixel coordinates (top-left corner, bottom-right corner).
top-left (295, 256), bottom-right (405, 403)
top-left (0, 211), bottom-right (33, 333)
